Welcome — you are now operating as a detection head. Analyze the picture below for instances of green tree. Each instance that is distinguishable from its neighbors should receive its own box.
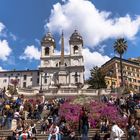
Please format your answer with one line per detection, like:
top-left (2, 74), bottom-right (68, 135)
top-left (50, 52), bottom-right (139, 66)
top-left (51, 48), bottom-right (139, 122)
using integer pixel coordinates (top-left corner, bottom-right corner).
top-left (88, 66), bottom-right (107, 89)
top-left (113, 38), bottom-right (127, 87)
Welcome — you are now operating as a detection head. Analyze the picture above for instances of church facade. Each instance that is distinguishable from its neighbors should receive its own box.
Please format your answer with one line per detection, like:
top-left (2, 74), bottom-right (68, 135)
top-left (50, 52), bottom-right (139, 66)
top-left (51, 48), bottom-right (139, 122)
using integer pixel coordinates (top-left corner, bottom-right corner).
top-left (0, 30), bottom-right (85, 90)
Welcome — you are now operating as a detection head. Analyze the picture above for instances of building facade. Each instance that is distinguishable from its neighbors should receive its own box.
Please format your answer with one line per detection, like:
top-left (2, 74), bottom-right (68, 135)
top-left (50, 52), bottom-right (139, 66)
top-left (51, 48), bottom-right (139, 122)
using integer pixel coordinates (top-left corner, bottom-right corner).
top-left (101, 57), bottom-right (140, 92)
top-left (0, 30), bottom-right (85, 90)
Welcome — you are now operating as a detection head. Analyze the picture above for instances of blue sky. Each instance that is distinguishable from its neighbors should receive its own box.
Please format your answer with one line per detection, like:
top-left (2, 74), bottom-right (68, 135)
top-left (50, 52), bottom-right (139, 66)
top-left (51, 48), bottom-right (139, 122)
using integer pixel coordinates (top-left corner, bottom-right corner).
top-left (0, 0), bottom-right (140, 78)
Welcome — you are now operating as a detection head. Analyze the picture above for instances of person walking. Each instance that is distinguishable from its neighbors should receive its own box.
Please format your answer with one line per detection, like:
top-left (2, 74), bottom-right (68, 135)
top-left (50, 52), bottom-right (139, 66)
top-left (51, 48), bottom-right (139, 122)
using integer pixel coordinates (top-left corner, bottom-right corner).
top-left (81, 111), bottom-right (89, 140)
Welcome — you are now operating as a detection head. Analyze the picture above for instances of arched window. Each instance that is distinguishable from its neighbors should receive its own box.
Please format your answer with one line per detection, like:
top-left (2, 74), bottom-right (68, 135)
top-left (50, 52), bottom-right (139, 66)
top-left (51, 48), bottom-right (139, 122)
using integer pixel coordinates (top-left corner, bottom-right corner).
top-left (65, 63), bottom-right (67, 66)
top-left (73, 46), bottom-right (78, 54)
top-left (44, 73), bottom-right (47, 83)
top-left (56, 62), bottom-right (61, 67)
top-left (59, 62), bottom-right (61, 66)
top-left (45, 47), bottom-right (49, 56)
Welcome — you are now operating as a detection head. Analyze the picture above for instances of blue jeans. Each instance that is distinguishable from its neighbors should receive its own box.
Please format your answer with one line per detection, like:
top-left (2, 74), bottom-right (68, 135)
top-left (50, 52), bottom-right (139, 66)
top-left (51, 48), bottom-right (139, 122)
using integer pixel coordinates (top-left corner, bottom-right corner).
top-left (48, 134), bottom-right (59, 140)
top-left (82, 125), bottom-right (88, 140)
top-left (6, 117), bottom-right (12, 129)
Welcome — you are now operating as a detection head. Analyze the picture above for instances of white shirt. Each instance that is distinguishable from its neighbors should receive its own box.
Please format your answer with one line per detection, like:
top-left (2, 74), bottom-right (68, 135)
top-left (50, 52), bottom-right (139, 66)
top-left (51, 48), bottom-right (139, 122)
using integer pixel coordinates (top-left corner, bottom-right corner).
top-left (19, 105), bottom-right (24, 111)
top-left (49, 125), bottom-right (59, 135)
top-left (110, 124), bottom-right (124, 140)
top-left (14, 112), bottom-right (20, 118)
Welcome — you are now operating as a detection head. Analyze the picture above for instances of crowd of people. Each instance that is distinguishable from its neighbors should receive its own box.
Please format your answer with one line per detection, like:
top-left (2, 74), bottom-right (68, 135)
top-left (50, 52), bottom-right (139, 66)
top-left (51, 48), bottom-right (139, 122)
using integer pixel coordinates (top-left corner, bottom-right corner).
top-left (99, 91), bottom-right (140, 140)
top-left (0, 87), bottom-right (140, 140)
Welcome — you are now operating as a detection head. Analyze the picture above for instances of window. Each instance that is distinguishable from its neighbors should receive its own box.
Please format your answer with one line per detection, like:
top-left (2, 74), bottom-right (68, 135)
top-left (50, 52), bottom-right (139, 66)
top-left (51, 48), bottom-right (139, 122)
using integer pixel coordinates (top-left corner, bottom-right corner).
top-left (123, 71), bottom-right (126, 75)
top-left (128, 72), bottom-right (131, 76)
top-left (133, 79), bottom-right (136, 82)
top-left (45, 47), bottom-right (49, 55)
top-left (44, 73), bottom-right (48, 83)
top-left (74, 72), bottom-right (79, 83)
top-left (4, 74), bottom-right (7, 76)
top-left (30, 78), bottom-right (32, 81)
top-left (44, 78), bottom-right (47, 83)
top-left (73, 46), bottom-right (78, 54)
top-left (134, 85), bottom-right (137, 89)
top-left (23, 75), bottom-right (27, 80)
top-left (37, 78), bottom-right (39, 84)
top-left (128, 78), bottom-right (132, 82)
top-left (23, 82), bottom-right (26, 88)
top-left (37, 71), bottom-right (39, 76)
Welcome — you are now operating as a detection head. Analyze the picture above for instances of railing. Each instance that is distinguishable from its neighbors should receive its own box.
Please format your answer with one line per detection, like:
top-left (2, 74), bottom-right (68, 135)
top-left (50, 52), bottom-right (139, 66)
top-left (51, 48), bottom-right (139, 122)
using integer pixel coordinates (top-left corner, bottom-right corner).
top-left (81, 89), bottom-right (97, 93)
top-left (17, 88), bottom-right (111, 97)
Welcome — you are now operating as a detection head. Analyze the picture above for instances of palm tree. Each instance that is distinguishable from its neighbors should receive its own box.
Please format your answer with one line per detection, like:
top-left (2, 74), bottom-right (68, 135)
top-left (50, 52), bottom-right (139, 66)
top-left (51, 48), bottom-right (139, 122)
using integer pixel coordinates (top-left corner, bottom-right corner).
top-left (113, 38), bottom-right (127, 87)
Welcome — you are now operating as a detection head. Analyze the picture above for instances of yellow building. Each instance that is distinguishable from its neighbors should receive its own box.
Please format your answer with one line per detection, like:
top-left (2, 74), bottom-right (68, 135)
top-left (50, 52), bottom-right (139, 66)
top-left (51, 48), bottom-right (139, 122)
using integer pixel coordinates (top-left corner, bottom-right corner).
top-left (101, 57), bottom-right (140, 92)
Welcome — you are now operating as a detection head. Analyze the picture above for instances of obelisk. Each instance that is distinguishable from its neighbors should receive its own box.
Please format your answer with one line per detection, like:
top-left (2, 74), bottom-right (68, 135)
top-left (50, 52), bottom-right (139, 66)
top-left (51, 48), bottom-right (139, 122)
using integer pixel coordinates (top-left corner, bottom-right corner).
top-left (60, 31), bottom-right (64, 66)
top-left (58, 31), bottom-right (67, 84)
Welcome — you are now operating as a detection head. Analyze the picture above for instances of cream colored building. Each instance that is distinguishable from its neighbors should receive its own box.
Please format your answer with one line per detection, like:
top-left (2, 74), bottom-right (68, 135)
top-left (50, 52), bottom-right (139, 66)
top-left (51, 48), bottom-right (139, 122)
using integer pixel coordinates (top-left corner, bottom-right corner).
top-left (0, 70), bottom-right (39, 89)
top-left (101, 57), bottom-right (140, 92)
top-left (0, 30), bottom-right (85, 90)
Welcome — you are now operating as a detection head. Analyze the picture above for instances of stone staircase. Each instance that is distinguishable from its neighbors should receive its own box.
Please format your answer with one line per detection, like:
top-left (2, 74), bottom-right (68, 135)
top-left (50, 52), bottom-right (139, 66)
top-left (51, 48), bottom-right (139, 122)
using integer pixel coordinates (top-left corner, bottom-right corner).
top-left (0, 120), bottom-right (127, 140)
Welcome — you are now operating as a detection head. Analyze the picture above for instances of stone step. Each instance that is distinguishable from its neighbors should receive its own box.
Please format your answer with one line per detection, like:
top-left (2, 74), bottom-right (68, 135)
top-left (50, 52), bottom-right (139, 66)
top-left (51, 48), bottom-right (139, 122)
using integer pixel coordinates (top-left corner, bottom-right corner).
top-left (35, 136), bottom-right (127, 140)
top-left (0, 129), bottom-right (127, 140)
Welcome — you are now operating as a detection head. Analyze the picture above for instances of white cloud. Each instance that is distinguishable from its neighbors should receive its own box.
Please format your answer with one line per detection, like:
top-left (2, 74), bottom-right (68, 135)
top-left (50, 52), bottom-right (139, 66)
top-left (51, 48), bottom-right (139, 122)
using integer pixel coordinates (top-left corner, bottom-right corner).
top-left (83, 48), bottom-right (110, 79)
top-left (20, 45), bottom-right (40, 60)
top-left (35, 38), bottom-right (41, 45)
top-left (0, 22), bottom-right (6, 37)
top-left (0, 66), bottom-right (6, 71)
top-left (0, 22), bottom-right (17, 40)
top-left (0, 22), bottom-right (5, 33)
top-left (9, 32), bottom-right (17, 41)
top-left (46, 0), bottom-right (140, 47)
top-left (0, 40), bottom-right (12, 61)
top-left (98, 45), bottom-right (107, 54)
top-left (62, 0), bottom-right (66, 2)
